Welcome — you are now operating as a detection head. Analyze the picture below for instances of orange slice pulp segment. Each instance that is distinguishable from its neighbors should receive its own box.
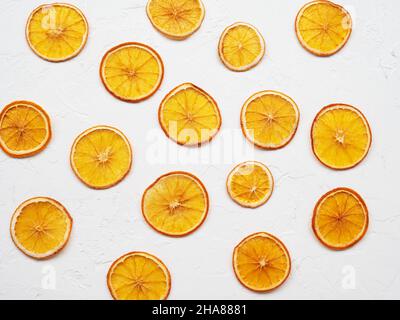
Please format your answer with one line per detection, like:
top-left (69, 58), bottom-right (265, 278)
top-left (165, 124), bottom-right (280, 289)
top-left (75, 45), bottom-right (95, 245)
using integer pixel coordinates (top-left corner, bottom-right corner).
top-left (107, 252), bottom-right (171, 300)
top-left (142, 171), bottom-right (209, 236)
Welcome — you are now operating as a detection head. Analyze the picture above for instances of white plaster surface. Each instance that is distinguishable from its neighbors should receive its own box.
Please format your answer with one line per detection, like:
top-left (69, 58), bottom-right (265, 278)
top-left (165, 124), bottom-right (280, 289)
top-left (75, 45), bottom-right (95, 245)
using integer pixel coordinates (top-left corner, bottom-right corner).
top-left (0, 0), bottom-right (399, 300)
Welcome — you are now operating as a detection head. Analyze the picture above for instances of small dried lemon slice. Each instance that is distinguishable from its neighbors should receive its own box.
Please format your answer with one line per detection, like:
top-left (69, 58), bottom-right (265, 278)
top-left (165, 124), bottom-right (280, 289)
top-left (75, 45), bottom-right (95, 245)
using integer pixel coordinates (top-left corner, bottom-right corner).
top-left (10, 197), bottom-right (72, 259)
top-left (295, 0), bottom-right (352, 56)
top-left (142, 171), bottom-right (209, 237)
top-left (26, 3), bottom-right (88, 62)
top-left (70, 125), bottom-right (132, 189)
top-left (241, 91), bottom-right (300, 150)
top-left (313, 188), bottom-right (368, 250)
top-left (100, 42), bottom-right (164, 102)
top-left (218, 22), bottom-right (265, 71)
top-left (146, 0), bottom-right (205, 40)
top-left (227, 161), bottom-right (274, 208)
top-left (311, 104), bottom-right (372, 170)
top-left (107, 252), bottom-right (171, 300)
top-left (158, 83), bottom-right (221, 146)
top-left (0, 101), bottom-right (51, 158)
top-left (233, 232), bottom-right (291, 292)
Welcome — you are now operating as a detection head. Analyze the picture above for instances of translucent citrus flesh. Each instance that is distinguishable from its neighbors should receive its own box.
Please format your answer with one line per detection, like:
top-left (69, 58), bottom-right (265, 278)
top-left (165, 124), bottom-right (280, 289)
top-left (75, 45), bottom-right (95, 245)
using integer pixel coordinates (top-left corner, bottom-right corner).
top-left (108, 252), bottom-right (170, 300)
top-left (12, 198), bottom-right (71, 258)
top-left (159, 84), bottom-right (221, 145)
top-left (312, 105), bottom-right (371, 169)
top-left (147, 0), bottom-right (204, 39)
top-left (219, 23), bottom-right (264, 71)
top-left (142, 172), bottom-right (208, 236)
top-left (296, 1), bottom-right (351, 56)
top-left (26, 4), bottom-right (88, 61)
top-left (101, 43), bottom-right (163, 102)
top-left (242, 92), bottom-right (299, 149)
top-left (0, 102), bottom-right (50, 157)
top-left (233, 233), bottom-right (290, 291)
top-left (313, 189), bottom-right (368, 249)
top-left (227, 162), bottom-right (273, 208)
top-left (71, 127), bottom-right (132, 189)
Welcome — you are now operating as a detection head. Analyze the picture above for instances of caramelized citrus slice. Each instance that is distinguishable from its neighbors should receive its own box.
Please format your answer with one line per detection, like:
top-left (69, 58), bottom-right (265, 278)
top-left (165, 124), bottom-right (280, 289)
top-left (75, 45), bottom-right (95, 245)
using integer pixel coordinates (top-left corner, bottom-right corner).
top-left (295, 1), bottom-right (352, 56)
top-left (311, 104), bottom-right (371, 170)
top-left (142, 171), bottom-right (209, 236)
top-left (218, 22), bottom-right (265, 71)
top-left (107, 252), bottom-right (171, 300)
top-left (100, 42), bottom-right (164, 102)
top-left (312, 188), bottom-right (368, 250)
top-left (158, 83), bottom-right (221, 146)
top-left (146, 0), bottom-right (205, 40)
top-left (227, 161), bottom-right (274, 208)
top-left (241, 91), bottom-right (300, 150)
top-left (70, 125), bottom-right (132, 189)
top-left (26, 3), bottom-right (88, 62)
top-left (10, 197), bottom-right (72, 259)
top-left (0, 101), bottom-right (51, 158)
top-left (233, 232), bottom-right (291, 292)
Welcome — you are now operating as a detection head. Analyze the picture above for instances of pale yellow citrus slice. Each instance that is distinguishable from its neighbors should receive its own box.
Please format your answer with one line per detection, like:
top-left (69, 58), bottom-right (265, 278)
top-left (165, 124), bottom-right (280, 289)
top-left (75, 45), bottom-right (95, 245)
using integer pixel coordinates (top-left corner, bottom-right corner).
top-left (10, 197), bottom-right (72, 259)
top-left (26, 3), bottom-right (88, 62)
top-left (295, 0), bottom-right (352, 56)
top-left (311, 104), bottom-right (372, 170)
top-left (142, 171), bottom-right (209, 236)
top-left (107, 252), bottom-right (171, 300)
top-left (241, 91), bottom-right (300, 150)
top-left (218, 22), bottom-right (265, 71)
top-left (158, 83), bottom-right (221, 146)
top-left (227, 161), bottom-right (274, 208)
top-left (312, 188), bottom-right (369, 250)
top-left (70, 125), bottom-right (132, 189)
top-left (146, 0), bottom-right (205, 40)
top-left (100, 42), bottom-right (164, 102)
top-left (0, 101), bottom-right (51, 158)
top-left (233, 232), bottom-right (291, 292)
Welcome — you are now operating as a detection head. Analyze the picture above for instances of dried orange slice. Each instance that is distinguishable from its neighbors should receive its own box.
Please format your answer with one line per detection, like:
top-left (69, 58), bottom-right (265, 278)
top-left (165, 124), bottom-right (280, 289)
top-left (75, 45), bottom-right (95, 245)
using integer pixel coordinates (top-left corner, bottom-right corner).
top-left (312, 188), bottom-right (369, 250)
top-left (158, 83), bottom-right (221, 146)
top-left (100, 42), bottom-right (164, 102)
top-left (227, 161), bottom-right (274, 208)
top-left (146, 0), bottom-right (205, 40)
top-left (241, 91), bottom-right (300, 150)
top-left (107, 252), bottom-right (171, 300)
top-left (295, 1), bottom-right (352, 56)
top-left (70, 125), bottom-right (132, 189)
top-left (0, 101), bottom-right (51, 158)
top-left (218, 22), bottom-right (265, 71)
top-left (311, 104), bottom-right (372, 170)
top-left (233, 232), bottom-right (291, 292)
top-left (142, 171), bottom-right (209, 236)
top-left (26, 3), bottom-right (88, 62)
top-left (10, 197), bottom-right (72, 259)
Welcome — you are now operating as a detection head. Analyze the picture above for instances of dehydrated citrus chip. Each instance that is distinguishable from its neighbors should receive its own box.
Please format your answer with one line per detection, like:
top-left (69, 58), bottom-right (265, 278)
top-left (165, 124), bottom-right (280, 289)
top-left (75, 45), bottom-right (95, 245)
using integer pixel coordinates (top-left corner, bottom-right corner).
top-left (100, 42), bottom-right (164, 102)
top-left (311, 104), bottom-right (372, 170)
top-left (70, 125), bottom-right (132, 189)
top-left (241, 91), bottom-right (300, 150)
top-left (10, 197), bottom-right (72, 259)
top-left (233, 232), bottom-right (291, 292)
top-left (295, 1), bottom-right (352, 56)
top-left (158, 83), bottom-right (221, 146)
top-left (107, 252), bottom-right (171, 300)
top-left (26, 3), bottom-right (88, 62)
top-left (218, 22), bottom-right (265, 71)
top-left (227, 161), bottom-right (274, 208)
top-left (142, 171), bottom-right (209, 236)
top-left (0, 101), bottom-right (51, 158)
top-left (146, 0), bottom-right (205, 40)
top-left (312, 188), bottom-right (368, 250)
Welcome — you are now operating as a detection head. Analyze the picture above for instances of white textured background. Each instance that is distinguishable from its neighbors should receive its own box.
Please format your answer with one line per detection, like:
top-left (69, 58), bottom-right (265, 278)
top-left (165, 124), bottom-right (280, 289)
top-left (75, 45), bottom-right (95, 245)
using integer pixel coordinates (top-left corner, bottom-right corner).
top-left (0, 0), bottom-right (399, 300)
